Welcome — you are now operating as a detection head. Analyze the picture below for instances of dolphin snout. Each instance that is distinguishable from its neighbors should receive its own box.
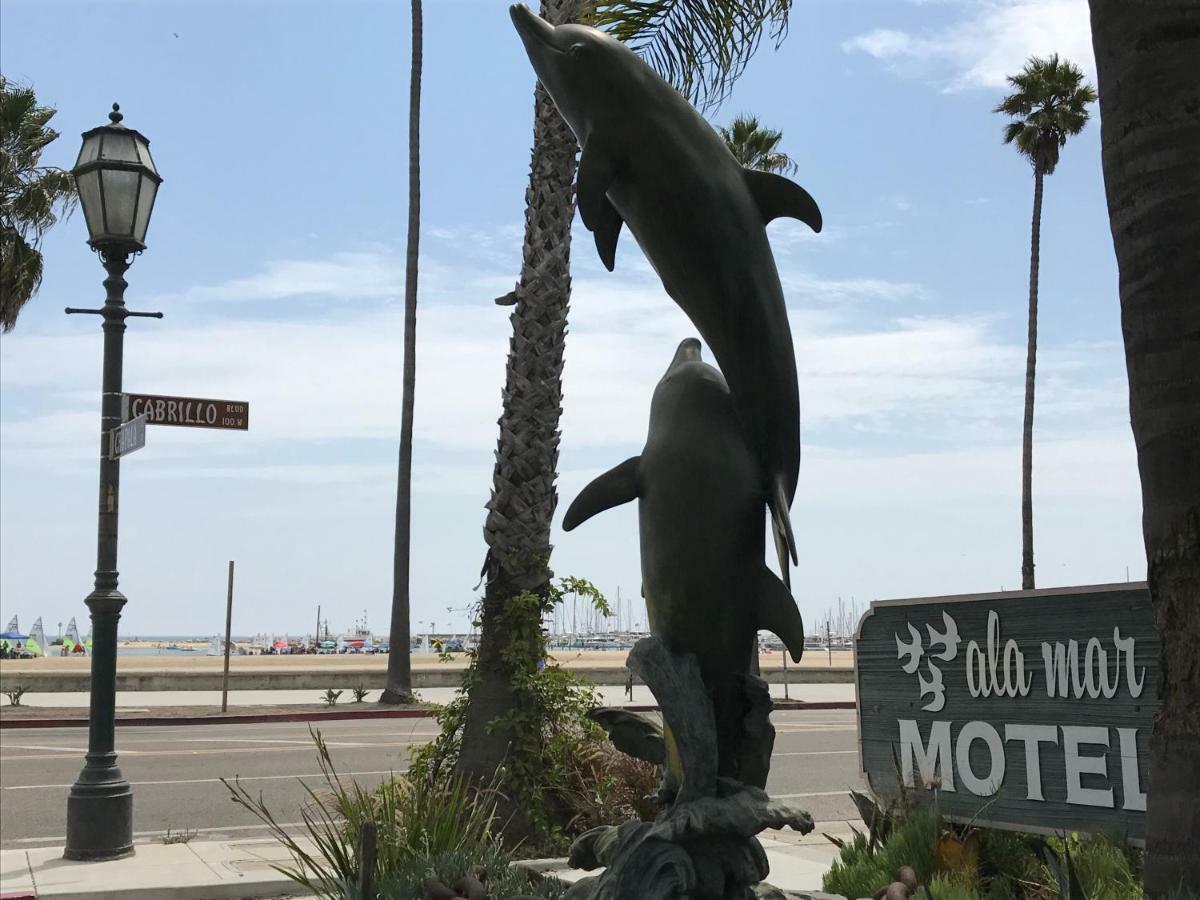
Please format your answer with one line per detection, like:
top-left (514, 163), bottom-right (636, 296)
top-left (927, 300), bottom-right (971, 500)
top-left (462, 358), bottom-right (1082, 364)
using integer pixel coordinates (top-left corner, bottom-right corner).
top-left (669, 338), bottom-right (704, 370)
top-left (510, 4), bottom-right (554, 47)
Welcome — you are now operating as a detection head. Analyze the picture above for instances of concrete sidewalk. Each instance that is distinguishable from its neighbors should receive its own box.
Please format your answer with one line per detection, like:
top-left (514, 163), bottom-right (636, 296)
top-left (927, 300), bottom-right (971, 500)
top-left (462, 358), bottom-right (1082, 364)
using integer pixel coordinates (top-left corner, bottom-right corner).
top-left (0, 821), bottom-right (854, 899)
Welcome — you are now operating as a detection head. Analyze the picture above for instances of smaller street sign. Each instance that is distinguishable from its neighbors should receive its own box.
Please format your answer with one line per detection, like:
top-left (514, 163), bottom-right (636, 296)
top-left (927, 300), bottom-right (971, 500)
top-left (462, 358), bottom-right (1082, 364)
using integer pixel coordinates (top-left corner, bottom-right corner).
top-left (109, 414), bottom-right (147, 460)
top-left (123, 393), bottom-right (249, 431)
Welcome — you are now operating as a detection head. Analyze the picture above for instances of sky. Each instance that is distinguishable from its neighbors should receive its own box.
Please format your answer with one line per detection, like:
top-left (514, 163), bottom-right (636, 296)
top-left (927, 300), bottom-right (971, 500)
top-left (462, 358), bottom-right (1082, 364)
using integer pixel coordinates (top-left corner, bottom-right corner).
top-left (0, 0), bottom-right (1144, 640)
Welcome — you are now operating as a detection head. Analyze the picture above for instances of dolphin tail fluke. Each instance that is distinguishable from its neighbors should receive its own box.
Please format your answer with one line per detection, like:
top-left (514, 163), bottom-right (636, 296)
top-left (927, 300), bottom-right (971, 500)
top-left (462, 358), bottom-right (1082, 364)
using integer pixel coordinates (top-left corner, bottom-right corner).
top-left (563, 456), bottom-right (641, 531)
top-left (755, 565), bottom-right (805, 663)
top-left (769, 474), bottom-right (798, 571)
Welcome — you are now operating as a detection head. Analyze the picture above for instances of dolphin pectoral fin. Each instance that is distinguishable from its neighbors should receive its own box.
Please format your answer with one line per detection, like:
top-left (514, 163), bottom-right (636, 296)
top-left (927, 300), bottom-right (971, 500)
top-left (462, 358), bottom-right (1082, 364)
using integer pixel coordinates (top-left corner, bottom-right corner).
top-left (563, 456), bottom-right (640, 531)
top-left (592, 202), bottom-right (623, 272)
top-left (578, 141), bottom-right (624, 271)
top-left (756, 565), bottom-right (806, 663)
top-left (769, 474), bottom-right (799, 566)
top-left (577, 140), bottom-right (618, 230)
top-left (743, 168), bottom-right (823, 234)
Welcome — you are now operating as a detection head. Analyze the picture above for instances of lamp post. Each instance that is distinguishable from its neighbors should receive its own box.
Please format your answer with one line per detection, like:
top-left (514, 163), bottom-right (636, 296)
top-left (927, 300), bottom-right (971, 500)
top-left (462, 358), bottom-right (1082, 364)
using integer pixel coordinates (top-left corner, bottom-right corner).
top-left (63, 103), bottom-right (162, 862)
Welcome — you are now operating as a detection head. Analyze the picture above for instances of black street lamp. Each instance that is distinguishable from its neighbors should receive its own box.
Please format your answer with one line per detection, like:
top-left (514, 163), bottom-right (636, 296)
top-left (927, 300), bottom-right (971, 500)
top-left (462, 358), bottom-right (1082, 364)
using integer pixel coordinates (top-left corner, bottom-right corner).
top-left (63, 103), bottom-right (163, 861)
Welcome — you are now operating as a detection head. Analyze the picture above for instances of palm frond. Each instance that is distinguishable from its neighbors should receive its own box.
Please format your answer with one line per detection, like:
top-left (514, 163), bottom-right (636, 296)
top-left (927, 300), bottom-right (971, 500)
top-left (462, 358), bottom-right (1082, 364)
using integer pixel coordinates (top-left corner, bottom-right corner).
top-left (596, 0), bottom-right (791, 110)
top-left (993, 53), bottom-right (1095, 173)
top-left (1, 76), bottom-right (77, 332)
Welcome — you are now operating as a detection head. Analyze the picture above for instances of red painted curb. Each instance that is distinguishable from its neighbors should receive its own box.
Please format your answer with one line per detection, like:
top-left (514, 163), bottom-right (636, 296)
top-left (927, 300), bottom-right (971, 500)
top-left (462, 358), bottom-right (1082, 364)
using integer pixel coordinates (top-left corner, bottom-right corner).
top-left (0, 700), bottom-right (855, 729)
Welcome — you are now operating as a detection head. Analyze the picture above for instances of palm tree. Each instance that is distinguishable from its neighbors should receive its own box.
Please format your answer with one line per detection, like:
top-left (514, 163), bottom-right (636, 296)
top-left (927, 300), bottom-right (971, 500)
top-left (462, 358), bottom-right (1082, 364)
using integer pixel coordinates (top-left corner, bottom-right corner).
top-left (994, 55), bottom-right (1095, 591)
top-left (0, 77), bottom-right (76, 333)
top-left (379, 0), bottom-right (422, 704)
top-left (455, 0), bottom-right (793, 806)
top-left (719, 114), bottom-right (796, 174)
top-left (1088, 3), bottom-right (1200, 894)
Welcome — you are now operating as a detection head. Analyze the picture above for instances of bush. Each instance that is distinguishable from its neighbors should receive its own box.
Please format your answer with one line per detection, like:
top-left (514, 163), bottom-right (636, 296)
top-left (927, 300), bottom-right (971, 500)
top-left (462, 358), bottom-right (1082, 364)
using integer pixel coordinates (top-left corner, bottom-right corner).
top-left (554, 725), bottom-right (661, 833)
top-left (223, 728), bottom-right (558, 899)
top-left (823, 806), bottom-right (941, 898)
top-left (407, 577), bottom-right (658, 851)
top-left (821, 801), bottom-right (1142, 900)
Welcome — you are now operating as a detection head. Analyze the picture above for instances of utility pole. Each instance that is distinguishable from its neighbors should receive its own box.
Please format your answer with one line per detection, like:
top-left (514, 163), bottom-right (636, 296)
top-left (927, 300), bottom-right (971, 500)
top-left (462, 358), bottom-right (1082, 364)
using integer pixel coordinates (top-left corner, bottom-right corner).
top-left (220, 561), bottom-right (235, 712)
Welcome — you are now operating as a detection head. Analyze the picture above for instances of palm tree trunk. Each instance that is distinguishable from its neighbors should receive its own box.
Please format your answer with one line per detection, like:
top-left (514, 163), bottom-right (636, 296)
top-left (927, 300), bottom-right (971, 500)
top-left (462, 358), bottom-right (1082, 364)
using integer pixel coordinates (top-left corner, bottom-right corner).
top-left (1020, 169), bottom-right (1043, 591)
top-left (454, 0), bottom-right (587, 821)
top-left (1089, 1), bottom-right (1200, 894)
top-left (381, 0), bottom-right (422, 704)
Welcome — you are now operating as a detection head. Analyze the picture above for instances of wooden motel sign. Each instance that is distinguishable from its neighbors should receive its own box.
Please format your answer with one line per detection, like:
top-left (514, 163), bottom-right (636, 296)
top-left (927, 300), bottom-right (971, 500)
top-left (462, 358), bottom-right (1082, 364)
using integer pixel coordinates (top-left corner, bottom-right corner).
top-left (855, 582), bottom-right (1157, 844)
top-left (123, 392), bottom-right (249, 431)
top-left (109, 414), bottom-right (147, 460)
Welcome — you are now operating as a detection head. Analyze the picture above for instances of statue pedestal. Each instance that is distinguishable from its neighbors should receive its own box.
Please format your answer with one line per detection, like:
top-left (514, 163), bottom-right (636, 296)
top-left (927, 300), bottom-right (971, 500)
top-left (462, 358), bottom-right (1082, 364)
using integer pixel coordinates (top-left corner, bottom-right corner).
top-left (564, 636), bottom-right (814, 900)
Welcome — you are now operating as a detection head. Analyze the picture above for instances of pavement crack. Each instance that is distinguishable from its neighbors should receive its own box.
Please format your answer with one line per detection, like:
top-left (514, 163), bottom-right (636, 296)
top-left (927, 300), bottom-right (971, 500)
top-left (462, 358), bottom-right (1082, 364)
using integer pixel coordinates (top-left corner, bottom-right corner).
top-left (185, 840), bottom-right (225, 880)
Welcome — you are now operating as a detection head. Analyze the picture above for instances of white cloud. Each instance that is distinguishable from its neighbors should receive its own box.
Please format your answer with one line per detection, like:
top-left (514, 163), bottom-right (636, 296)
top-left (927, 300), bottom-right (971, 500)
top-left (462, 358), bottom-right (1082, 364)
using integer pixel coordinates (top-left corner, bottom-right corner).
top-left (800, 432), bottom-right (1139, 506)
top-left (843, 0), bottom-right (1095, 92)
top-left (0, 246), bottom-right (1119, 472)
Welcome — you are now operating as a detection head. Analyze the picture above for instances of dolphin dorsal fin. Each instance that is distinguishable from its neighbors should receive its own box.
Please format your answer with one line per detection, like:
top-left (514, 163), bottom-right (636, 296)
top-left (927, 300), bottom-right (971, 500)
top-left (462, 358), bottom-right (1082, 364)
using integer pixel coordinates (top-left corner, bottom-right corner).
top-left (743, 168), bottom-right (822, 234)
top-left (578, 140), bottom-right (625, 271)
top-left (563, 456), bottom-right (641, 531)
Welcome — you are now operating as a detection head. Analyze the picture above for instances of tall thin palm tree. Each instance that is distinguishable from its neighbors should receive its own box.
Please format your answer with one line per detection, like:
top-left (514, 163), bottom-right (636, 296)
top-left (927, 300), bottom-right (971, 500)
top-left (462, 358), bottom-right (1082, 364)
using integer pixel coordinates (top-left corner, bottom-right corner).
top-left (0, 76), bottom-right (76, 333)
top-left (1089, 2), bottom-right (1200, 894)
top-left (379, 0), bottom-right (422, 704)
top-left (994, 54), bottom-right (1095, 591)
top-left (456, 0), bottom-right (794, 805)
top-left (720, 114), bottom-right (796, 175)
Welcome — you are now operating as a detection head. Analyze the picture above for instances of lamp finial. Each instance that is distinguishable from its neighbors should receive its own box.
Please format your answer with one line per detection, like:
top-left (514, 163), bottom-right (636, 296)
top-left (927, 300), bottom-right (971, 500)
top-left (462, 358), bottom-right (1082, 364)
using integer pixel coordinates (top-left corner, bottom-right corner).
top-left (109, 103), bottom-right (123, 125)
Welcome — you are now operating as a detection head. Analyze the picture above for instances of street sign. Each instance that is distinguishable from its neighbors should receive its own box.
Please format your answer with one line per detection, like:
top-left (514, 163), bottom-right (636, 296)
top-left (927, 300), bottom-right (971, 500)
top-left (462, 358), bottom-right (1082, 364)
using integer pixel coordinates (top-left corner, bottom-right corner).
top-left (109, 414), bottom-right (147, 460)
top-left (123, 393), bottom-right (249, 430)
top-left (856, 582), bottom-right (1156, 844)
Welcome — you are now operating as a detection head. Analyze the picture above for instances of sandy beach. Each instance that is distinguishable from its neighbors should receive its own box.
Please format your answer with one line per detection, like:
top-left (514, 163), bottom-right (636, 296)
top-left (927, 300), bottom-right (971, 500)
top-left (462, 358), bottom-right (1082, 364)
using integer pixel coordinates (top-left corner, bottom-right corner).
top-left (1, 648), bottom-right (854, 674)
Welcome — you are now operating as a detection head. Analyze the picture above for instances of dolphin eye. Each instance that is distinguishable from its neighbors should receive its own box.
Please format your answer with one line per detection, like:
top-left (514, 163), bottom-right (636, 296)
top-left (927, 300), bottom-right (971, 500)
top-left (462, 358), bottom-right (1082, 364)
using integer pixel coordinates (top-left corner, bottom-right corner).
top-left (568, 42), bottom-right (587, 58)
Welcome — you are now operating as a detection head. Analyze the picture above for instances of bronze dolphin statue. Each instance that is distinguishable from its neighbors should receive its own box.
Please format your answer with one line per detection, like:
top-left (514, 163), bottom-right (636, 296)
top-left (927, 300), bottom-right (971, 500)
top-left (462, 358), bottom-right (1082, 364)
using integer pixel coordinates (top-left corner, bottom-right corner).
top-left (511, 4), bottom-right (822, 580)
top-left (563, 339), bottom-right (806, 748)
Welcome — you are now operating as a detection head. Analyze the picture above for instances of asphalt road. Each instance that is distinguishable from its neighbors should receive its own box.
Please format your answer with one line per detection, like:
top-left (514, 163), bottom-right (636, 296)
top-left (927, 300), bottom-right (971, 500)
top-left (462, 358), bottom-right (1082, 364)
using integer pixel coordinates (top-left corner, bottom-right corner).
top-left (0, 710), bottom-right (865, 849)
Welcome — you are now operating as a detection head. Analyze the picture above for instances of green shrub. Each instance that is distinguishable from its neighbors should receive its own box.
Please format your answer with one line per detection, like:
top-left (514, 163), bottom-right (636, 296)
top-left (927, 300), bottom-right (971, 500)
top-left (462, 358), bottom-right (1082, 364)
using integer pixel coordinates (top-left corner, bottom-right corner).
top-left (407, 577), bottom-right (653, 851)
top-left (824, 806), bottom-right (941, 898)
top-left (223, 728), bottom-right (555, 899)
top-left (822, 799), bottom-right (1143, 900)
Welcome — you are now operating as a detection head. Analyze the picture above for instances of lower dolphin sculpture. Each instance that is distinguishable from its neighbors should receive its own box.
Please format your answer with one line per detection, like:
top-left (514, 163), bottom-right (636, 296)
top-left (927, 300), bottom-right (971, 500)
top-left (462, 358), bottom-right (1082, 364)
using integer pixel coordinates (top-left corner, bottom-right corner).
top-left (564, 338), bottom-right (805, 786)
top-left (511, 4), bottom-right (822, 583)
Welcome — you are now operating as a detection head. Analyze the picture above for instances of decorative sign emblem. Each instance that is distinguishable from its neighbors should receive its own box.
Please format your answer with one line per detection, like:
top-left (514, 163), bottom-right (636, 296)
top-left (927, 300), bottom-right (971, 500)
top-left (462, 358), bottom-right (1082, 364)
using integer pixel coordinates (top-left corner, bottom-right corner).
top-left (109, 414), bottom-right (147, 459)
top-left (856, 583), bottom-right (1156, 843)
top-left (123, 393), bottom-right (249, 430)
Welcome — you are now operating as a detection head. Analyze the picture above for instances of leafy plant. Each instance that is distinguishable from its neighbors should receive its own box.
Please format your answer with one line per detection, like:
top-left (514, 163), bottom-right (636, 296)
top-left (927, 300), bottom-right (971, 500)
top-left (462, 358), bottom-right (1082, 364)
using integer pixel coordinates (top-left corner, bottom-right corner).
top-left (2, 685), bottom-right (28, 706)
top-left (823, 797), bottom-right (1142, 900)
top-left (321, 689), bottom-right (343, 707)
top-left (408, 577), bottom-right (621, 848)
top-left (223, 728), bottom-right (557, 899)
top-left (352, 685), bottom-right (370, 703)
top-left (161, 827), bottom-right (197, 845)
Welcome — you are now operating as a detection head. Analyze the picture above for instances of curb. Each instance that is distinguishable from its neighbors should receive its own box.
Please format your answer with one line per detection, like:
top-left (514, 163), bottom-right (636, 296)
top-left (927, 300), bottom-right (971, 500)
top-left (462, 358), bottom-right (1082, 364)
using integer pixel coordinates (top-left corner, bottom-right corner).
top-left (0, 700), bottom-right (855, 730)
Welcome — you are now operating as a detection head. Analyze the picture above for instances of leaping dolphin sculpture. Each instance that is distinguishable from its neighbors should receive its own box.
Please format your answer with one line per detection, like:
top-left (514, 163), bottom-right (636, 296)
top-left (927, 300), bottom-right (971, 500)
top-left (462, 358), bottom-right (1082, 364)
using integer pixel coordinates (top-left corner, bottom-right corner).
top-left (511, 4), bottom-right (822, 578)
top-left (564, 339), bottom-right (806, 782)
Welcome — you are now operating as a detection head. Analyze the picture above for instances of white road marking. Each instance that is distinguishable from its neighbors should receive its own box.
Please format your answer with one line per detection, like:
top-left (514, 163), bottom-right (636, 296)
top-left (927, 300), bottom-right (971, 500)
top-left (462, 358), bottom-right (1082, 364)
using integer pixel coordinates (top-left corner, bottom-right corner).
top-left (772, 750), bottom-right (857, 756)
top-left (771, 790), bottom-right (856, 799)
top-left (3, 768), bottom-right (405, 791)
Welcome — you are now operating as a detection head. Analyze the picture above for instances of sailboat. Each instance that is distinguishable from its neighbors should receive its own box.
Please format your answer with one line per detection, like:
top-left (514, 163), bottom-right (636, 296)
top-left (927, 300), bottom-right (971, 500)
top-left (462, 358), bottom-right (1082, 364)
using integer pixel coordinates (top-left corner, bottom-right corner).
top-left (64, 618), bottom-right (87, 655)
top-left (26, 618), bottom-right (47, 657)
